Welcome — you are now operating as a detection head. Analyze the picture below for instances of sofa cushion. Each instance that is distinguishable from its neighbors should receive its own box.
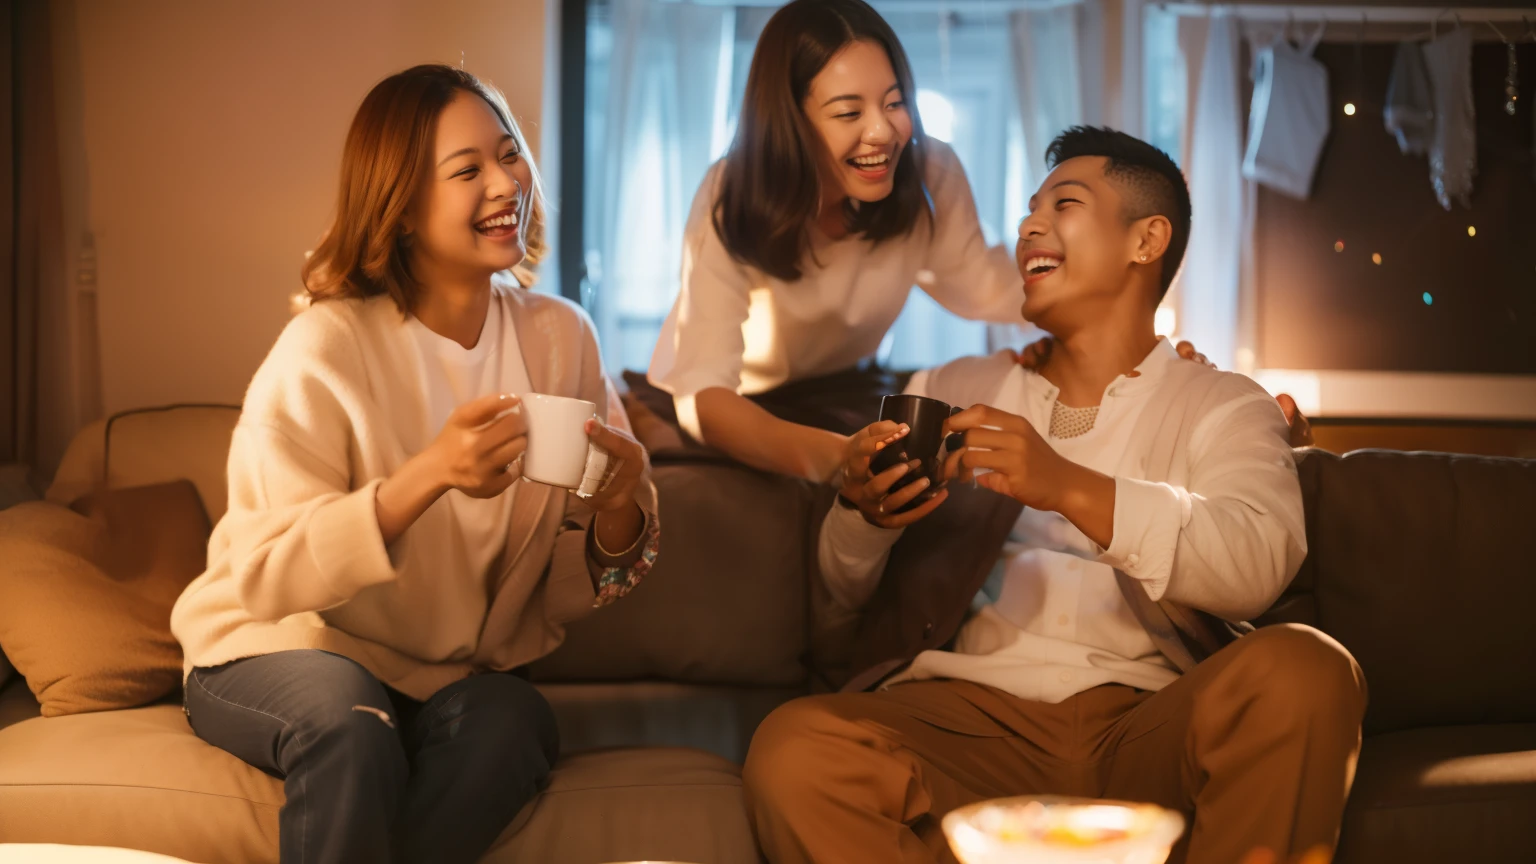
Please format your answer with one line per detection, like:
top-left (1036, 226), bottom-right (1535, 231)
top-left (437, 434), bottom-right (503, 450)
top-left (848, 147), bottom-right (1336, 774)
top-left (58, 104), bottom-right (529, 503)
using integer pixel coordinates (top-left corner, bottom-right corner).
top-left (533, 462), bottom-right (817, 687)
top-left (0, 701), bottom-right (759, 864)
top-left (0, 704), bottom-right (283, 861)
top-left (1336, 724), bottom-right (1536, 864)
top-left (489, 747), bottom-right (759, 864)
top-left (0, 484), bottom-right (209, 716)
top-left (68, 480), bottom-right (213, 608)
top-left (1271, 449), bottom-right (1536, 735)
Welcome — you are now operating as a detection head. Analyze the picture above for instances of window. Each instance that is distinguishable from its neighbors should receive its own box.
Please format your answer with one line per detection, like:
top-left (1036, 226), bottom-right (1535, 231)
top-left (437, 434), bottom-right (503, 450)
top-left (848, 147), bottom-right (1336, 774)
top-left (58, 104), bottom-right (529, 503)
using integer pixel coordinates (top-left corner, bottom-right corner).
top-left (1253, 40), bottom-right (1536, 376)
top-left (573, 0), bottom-right (1027, 375)
top-left (1142, 4), bottom-right (1186, 167)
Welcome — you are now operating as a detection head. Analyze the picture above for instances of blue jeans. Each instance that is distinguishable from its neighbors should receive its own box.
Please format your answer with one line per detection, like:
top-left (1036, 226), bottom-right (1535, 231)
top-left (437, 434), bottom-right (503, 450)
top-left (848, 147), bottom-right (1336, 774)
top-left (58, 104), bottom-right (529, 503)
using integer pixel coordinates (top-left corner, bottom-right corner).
top-left (185, 650), bottom-right (558, 864)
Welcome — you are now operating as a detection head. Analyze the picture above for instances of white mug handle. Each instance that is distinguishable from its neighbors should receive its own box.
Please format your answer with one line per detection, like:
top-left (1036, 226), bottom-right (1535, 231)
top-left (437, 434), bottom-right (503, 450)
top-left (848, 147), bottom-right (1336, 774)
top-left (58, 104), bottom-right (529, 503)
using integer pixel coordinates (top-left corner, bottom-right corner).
top-left (575, 442), bottom-right (610, 498)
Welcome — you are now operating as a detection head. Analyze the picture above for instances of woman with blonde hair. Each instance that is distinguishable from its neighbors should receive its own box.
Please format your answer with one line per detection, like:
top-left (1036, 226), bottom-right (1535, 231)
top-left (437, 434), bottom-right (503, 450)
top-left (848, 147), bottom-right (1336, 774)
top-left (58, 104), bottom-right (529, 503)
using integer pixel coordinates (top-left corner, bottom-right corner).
top-left (171, 64), bottom-right (658, 863)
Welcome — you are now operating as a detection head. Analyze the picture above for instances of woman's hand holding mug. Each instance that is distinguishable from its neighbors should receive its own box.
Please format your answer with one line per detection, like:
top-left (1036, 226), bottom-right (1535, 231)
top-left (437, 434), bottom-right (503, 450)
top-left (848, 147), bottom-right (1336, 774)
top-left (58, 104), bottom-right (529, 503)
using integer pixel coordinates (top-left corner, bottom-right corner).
top-left (375, 392), bottom-right (526, 546)
top-left (838, 421), bottom-right (950, 529)
top-left (579, 419), bottom-right (647, 513)
top-left (430, 393), bottom-right (528, 499)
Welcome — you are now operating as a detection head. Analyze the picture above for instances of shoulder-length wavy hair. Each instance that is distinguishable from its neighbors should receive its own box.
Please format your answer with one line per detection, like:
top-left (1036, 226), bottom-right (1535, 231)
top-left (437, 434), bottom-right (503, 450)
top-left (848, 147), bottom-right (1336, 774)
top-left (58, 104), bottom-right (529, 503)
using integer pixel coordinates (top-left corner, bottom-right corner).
top-left (713, 0), bottom-right (930, 282)
top-left (302, 64), bottom-right (547, 311)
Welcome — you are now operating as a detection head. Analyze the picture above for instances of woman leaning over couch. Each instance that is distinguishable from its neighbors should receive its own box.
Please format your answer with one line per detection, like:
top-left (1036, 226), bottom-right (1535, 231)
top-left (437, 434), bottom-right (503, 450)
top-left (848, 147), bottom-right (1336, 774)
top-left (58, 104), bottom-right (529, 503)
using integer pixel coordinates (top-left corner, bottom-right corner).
top-left (170, 64), bottom-right (658, 864)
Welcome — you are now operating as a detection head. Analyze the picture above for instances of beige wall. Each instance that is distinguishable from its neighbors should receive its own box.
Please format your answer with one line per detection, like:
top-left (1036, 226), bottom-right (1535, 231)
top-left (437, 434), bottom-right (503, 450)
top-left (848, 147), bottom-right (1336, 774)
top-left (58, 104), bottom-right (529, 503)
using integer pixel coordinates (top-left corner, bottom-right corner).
top-left (54, 0), bottom-right (547, 416)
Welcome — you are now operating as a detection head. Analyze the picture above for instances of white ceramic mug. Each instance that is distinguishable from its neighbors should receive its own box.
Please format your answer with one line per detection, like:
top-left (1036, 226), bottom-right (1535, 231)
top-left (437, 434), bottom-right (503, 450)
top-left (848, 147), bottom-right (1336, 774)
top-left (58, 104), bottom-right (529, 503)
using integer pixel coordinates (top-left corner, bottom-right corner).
top-left (519, 394), bottom-right (609, 497)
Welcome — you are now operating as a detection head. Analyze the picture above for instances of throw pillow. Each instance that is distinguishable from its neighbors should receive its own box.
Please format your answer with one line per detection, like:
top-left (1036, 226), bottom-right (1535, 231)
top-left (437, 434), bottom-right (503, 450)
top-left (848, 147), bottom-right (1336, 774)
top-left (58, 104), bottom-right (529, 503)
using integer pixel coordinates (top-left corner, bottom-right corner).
top-left (0, 480), bottom-right (211, 716)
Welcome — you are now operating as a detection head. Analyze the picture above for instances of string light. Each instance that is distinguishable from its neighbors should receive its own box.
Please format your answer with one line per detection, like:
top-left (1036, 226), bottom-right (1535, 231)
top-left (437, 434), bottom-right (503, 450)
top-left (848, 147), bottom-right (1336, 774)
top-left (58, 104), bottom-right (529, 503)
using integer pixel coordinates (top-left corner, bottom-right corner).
top-left (1372, 253), bottom-right (1383, 265)
top-left (1467, 225), bottom-right (1477, 237)
top-left (1334, 240), bottom-right (1345, 252)
top-left (1423, 292), bottom-right (1434, 305)
top-left (1344, 102), bottom-right (1357, 116)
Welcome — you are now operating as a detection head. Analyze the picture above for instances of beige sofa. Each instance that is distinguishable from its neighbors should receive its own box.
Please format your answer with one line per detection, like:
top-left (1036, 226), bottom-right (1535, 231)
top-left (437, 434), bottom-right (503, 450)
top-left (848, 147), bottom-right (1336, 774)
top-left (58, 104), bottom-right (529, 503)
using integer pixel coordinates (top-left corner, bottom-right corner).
top-left (4, 404), bottom-right (1533, 864)
top-left (0, 405), bottom-right (793, 864)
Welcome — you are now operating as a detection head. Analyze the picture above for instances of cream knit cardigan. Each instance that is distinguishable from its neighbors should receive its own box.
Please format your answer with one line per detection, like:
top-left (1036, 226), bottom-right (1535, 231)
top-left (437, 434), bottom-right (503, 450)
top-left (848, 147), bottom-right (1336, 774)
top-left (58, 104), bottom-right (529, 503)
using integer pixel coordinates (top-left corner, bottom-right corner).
top-left (171, 284), bottom-right (657, 700)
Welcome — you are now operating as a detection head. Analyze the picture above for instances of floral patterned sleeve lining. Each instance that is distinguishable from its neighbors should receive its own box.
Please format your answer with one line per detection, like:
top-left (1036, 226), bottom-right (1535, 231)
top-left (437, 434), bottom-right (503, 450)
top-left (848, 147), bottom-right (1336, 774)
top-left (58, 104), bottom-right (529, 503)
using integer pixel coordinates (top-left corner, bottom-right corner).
top-left (593, 511), bottom-right (660, 607)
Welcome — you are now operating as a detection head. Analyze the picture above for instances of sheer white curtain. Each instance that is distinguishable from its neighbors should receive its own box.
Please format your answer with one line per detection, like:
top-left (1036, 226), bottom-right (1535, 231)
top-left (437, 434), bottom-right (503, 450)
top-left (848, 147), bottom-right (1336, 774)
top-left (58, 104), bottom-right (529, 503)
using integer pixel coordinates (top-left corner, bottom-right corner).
top-left (990, 1), bottom-right (1098, 353)
top-left (1010, 3), bottom-right (1089, 185)
top-left (586, 0), bottom-right (734, 372)
top-left (1175, 8), bottom-right (1254, 372)
top-left (877, 6), bottom-right (1020, 370)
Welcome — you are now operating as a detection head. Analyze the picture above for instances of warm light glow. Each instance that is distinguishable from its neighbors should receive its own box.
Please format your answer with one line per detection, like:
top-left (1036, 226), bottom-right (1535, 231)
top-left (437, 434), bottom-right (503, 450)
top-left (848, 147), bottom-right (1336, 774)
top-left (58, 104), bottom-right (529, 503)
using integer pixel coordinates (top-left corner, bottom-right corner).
top-left (1372, 253), bottom-right (1383, 265)
top-left (1467, 225), bottom-right (1477, 237)
top-left (1254, 370), bottom-right (1322, 417)
top-left (1343, 102), bottom-right (1356, 116)
top-left (1423, 292), bottom-right (1434, 306)
top-left (1235, 348), bottom-right (1256, 375)
top-left (1154, 306), bottom-right (1178, 337)
top-left (1333, 240), bottom-right (1345, 253)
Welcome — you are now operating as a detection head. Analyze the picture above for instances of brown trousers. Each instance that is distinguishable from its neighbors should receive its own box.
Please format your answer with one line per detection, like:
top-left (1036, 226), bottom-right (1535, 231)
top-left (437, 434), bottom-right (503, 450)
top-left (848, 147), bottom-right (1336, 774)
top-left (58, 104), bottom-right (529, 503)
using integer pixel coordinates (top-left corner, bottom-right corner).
top-left (744, 624), bottom-right (1366, 864)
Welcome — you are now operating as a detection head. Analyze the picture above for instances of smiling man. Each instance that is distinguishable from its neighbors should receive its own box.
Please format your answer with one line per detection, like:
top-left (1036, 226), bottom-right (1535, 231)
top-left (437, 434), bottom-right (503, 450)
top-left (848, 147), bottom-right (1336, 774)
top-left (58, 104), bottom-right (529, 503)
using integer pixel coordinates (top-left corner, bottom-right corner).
top-left (742, 127), bottom-right (1366, 864)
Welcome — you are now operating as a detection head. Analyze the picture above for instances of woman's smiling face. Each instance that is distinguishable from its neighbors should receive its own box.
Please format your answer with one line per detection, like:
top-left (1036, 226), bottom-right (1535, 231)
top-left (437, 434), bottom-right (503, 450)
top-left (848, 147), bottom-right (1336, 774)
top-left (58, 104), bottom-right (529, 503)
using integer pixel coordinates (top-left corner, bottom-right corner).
top-left (409, 91), bottom-right (534, 281)
top-left (801, 39), bottom-right (914, 206)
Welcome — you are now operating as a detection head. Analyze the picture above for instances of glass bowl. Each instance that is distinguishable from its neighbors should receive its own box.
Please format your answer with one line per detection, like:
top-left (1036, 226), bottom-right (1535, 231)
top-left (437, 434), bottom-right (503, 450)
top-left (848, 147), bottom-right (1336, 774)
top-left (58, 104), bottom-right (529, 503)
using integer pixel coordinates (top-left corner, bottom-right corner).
top-left (942, 796), bottom-right (1186, 864)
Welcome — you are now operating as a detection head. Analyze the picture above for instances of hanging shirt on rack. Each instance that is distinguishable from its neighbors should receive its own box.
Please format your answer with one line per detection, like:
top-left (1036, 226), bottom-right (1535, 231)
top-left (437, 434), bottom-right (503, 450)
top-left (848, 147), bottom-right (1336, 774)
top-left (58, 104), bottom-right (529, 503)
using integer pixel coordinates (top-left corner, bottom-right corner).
top-left (1423, 26), bottom-right (1477, 210)
top-left (1385, 41), bottom-right (1435, 156)
top-left (1242, 24), bottom-right (1330, 200)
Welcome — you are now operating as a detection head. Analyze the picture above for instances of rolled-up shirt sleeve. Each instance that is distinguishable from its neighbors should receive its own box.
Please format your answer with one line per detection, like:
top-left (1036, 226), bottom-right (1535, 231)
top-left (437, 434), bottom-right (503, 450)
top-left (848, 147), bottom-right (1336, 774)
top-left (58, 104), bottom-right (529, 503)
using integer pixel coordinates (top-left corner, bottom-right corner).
top-left (647, 164), bottom-right (752, 442)
top-left (818, 503), bottom-right (904, 612)
top-left (815, 370), bottom-right (944, 611)
top-left (1101, 382), bottom-right (1306, 621)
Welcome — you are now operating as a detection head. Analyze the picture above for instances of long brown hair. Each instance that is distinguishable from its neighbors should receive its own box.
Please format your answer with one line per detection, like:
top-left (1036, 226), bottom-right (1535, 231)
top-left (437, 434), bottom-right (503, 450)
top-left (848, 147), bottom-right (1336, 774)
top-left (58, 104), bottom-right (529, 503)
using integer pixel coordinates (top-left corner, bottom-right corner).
top-left (302, 64), bottom-right (547, 311)
top-left (713, 0), bottom-right (930, 282)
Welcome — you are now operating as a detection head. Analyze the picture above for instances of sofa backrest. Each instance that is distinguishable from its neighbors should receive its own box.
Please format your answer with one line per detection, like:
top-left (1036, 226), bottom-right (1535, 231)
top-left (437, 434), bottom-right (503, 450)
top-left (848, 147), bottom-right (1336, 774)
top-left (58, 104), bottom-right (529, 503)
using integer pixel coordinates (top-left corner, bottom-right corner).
top-left (532, 461), bottom-right (819, 688)
top-left (1261, 448), bottom-right (1536, 735)
top-left (47, 406), bottom-right (240, 522)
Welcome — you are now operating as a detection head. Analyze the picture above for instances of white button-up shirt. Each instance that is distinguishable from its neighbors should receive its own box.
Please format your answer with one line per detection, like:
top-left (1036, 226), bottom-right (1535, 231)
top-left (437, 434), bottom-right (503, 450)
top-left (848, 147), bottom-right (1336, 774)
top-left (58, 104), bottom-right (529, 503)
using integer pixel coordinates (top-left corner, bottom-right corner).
top-left (647, 140), bottom-right (1024, 442)
top-left (818, 339), bottom-right (1306, 703)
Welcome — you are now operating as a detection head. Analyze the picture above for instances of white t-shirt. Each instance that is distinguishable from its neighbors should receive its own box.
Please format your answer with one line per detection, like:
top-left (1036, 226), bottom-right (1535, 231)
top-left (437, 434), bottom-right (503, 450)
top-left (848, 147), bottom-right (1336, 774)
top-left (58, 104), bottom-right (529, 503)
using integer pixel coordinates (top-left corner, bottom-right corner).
top-left (406, 291), bottom-right (534, 586)
top-left (647, 139), bottom-right (1026, 441)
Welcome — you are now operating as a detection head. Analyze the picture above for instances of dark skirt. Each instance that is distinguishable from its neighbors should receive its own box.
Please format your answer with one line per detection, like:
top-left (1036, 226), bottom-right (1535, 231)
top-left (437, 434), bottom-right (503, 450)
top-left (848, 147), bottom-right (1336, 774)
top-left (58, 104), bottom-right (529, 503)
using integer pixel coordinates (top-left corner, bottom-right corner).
top-left (621, 362), bottom-right (915, 463)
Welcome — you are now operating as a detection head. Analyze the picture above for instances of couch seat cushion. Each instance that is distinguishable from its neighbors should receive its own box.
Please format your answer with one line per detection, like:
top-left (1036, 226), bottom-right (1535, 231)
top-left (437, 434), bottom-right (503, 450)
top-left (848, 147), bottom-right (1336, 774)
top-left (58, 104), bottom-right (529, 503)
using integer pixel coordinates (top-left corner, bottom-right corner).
top-left (489, 747), bottom-right (759, 864)
top-left (0, 704), bottom-right (282, 861)
top-left (0, 700), bottom-right (760, 864)
top-left (1337, 724), bottom-right (1536, 864)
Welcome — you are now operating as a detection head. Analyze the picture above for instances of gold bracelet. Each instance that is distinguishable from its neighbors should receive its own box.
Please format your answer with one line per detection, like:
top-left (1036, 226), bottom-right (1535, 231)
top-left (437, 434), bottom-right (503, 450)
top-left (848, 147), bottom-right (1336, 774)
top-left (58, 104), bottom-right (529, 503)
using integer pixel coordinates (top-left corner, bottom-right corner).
top-left (593, 508), bottom-right (648, 558)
